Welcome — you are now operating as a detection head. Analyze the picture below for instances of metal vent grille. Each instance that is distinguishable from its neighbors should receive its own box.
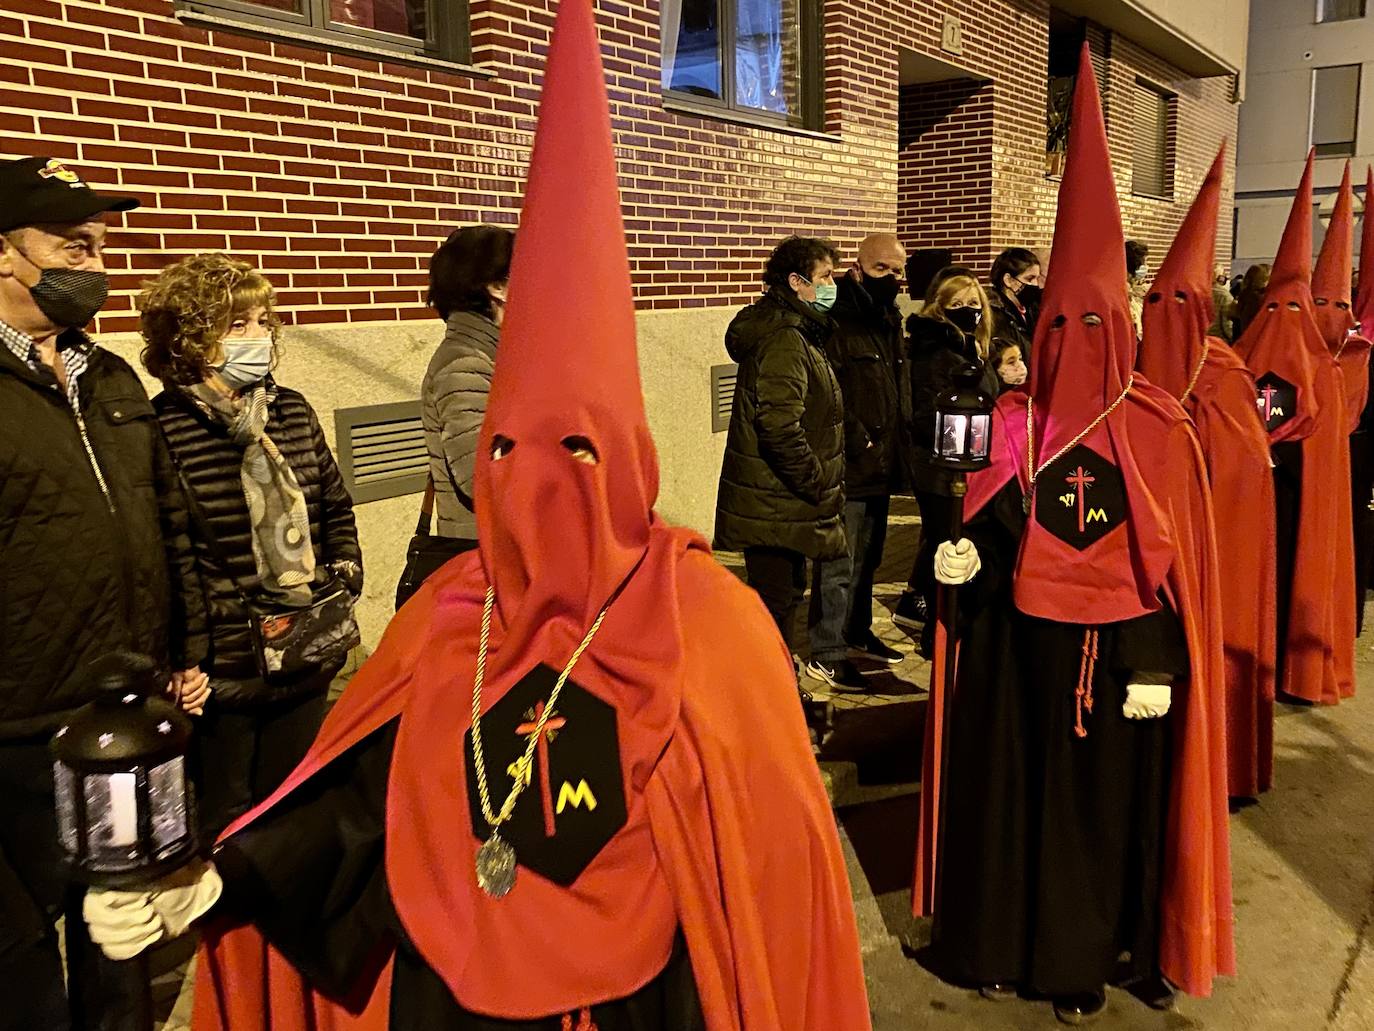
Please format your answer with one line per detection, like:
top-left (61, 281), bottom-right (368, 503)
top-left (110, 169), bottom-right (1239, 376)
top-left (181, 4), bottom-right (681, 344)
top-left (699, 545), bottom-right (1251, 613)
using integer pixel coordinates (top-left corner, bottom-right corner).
top-left (334, 401), bottom-right (428, 504)
top-left (711, 363), bottom-right (738, 433)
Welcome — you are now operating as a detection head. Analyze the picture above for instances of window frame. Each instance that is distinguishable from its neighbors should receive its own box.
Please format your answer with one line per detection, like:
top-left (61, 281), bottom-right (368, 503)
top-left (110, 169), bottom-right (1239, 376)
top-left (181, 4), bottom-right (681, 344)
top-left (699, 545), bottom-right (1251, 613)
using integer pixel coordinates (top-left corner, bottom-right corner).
top-left (1130, 77), bottom-right (1176, 200)
top-left (661, 0), bottom-right (825, 132)
top-left (1309, 62), bottom-right (1362, 158)
top-left (176, 0), bottom-right (471, 66)
top-left (1316, 0), bottom-right (1366, 24)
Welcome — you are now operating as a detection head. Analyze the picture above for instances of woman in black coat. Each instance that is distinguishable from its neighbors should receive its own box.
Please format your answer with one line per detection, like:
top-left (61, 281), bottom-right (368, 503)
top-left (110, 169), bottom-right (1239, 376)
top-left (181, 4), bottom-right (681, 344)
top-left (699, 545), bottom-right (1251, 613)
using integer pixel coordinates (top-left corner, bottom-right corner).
top-left (894, 271), bottom-right (1000, 650)
top-left (139, 254), bottom-right (363, 842)
top-left (986, 247), bottom-right (1042, 361)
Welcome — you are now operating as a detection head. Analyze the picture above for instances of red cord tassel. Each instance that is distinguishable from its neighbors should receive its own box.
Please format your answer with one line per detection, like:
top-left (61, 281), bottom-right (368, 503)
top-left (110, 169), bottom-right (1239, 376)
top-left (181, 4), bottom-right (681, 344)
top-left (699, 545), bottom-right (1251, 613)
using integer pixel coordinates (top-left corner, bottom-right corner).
top-left (561, 1010), bottom-right (597, 1031)
top-left (1074, 628), bottom-right (1099, 738)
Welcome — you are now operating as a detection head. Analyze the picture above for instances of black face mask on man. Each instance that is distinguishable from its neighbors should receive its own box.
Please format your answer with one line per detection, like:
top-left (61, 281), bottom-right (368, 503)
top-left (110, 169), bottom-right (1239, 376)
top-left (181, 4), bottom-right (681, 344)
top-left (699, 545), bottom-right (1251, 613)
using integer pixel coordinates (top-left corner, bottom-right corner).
top-left (11, 246), bottom-right (108, 329)
top-left (946, 305), bottom-right (982, 336)
top-left (862, 272), bottom-right (900, 306)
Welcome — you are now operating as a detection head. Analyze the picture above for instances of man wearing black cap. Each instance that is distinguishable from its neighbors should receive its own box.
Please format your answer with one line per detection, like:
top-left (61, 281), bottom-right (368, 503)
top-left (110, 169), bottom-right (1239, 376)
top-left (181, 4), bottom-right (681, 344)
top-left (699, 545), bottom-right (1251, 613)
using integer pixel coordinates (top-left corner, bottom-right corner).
top-left (0, 156), bottom-right (208, 1030)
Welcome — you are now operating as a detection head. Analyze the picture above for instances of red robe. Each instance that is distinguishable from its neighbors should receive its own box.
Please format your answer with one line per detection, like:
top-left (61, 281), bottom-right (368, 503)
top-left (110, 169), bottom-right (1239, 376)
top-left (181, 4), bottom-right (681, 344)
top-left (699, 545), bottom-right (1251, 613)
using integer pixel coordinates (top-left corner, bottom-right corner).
top-left (1187, 342), bottom-right (1278, 796)
top-left (193, 543), bottom-right (872, 1031)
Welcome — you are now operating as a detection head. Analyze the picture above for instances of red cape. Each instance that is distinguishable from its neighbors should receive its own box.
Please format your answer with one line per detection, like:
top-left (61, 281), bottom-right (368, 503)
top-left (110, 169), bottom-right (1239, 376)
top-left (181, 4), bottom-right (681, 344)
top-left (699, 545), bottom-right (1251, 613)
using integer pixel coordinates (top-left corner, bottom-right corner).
top-left (1188, 341), bottom-right (1278, 796)
top-left (1336, 337), bottom-right (1373, 434)
top-left (912, 388), bottom-right (1235, 997)
top-left (193, 545), bottom-right (872, 1030)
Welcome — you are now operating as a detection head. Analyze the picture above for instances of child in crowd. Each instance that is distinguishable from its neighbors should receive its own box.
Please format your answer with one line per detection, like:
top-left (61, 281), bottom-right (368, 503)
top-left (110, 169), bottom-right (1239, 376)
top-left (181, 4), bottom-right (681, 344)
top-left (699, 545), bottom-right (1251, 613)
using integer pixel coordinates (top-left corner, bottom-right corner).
top-left (992, 337), bottom-right (1027, 391)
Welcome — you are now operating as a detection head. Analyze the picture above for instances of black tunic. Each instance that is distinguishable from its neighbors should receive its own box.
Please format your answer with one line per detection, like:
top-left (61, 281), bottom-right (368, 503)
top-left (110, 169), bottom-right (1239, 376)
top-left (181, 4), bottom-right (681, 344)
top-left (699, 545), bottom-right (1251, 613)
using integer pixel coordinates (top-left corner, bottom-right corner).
top-left (212, 721), bottom-right (706, 1029)
top-left (1271, 441), bottom-right (1302, 691)
top-left (928, 483), bottom-right (1188, 996)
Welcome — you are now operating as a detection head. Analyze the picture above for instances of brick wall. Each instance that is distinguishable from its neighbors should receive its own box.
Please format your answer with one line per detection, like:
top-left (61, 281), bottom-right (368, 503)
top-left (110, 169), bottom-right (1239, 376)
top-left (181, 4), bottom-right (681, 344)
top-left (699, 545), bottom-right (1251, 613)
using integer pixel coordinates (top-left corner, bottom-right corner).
top-left (0, 0), bottom-right (1236, 336)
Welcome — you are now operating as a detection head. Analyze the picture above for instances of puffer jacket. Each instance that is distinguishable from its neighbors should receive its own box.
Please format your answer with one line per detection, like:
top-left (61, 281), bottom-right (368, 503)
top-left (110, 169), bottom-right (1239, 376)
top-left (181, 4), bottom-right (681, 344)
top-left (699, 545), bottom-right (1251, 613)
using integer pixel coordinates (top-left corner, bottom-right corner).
top-left (826, 275), bottom-right (906, 499)
top-left (154, 382), bottom-right (363, 708)
top-left (714, 289), bottom-right (846, 560)
top-left (420, 310), bottom-right (498, 540)
top-left (0, 335), bottom-right (208, 739)
top-left (906, 313), bottom-right (1001, 496)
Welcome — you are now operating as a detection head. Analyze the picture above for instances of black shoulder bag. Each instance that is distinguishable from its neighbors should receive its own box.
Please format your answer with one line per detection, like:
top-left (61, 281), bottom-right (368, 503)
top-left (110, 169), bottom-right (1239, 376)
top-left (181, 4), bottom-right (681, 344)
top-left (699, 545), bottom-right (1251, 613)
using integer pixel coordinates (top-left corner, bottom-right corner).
top-left (394, 473), bottom-right (478, 610)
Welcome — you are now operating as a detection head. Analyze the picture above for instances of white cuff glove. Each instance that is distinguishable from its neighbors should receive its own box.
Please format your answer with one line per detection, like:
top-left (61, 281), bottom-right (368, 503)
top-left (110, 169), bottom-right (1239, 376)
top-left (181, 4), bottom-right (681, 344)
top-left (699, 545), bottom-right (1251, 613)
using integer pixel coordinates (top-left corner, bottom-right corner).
top-left (84, 860), bottom-right (223, 961)
top-left (1123, 682), bottom-right (1172, 720)
top-left (934, 539), bottom-right (981, 585)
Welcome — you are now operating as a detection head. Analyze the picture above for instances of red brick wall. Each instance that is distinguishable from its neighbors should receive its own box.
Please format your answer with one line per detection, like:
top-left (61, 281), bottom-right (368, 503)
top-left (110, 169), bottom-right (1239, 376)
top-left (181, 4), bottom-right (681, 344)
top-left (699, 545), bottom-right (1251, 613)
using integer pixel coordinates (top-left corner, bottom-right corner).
top-left (0, 0), bottom-right (1236, 335)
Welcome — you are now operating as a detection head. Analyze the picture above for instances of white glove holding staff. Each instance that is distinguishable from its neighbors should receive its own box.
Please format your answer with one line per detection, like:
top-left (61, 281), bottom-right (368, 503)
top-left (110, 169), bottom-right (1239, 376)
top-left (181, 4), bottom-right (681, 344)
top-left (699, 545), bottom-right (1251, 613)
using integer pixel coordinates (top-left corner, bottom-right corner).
top-left (1122, 682), bottom-right (1171, 719)
top-left (934, 539), bottom-right (981, 585)
top-left (83, 859), bottom-right (223, 960)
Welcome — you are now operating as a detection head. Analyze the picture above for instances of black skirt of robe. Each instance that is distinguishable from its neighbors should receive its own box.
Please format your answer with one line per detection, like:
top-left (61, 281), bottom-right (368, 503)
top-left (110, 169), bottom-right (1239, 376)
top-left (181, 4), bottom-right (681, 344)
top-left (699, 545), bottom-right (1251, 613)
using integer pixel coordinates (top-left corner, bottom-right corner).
top-left (927, 483), bottom-right (1186, 997)
top-left (213, 721), bottom-right (707, 1030)
top-left (1350, 430), bottom-right (1374, 634)
top-left (1271, 441), bottom-right (1302, 695)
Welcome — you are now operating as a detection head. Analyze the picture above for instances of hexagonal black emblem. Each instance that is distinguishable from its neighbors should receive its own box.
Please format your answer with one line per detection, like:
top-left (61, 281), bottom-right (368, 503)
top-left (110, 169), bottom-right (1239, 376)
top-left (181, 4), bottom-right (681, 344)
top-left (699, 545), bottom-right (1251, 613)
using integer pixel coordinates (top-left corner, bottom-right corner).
top-left (463, 664), bottom-right (627, 887)
top-left (1034, 443), bottom-right (1126, 550)
top-left (1255, 372), bottom-right (1297, 433)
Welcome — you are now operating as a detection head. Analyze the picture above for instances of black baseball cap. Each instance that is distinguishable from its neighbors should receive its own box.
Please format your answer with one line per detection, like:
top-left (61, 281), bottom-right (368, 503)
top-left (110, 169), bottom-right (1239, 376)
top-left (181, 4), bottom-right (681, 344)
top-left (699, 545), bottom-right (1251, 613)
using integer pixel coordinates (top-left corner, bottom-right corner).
top-left (0, 156), bottom-right (139, 233)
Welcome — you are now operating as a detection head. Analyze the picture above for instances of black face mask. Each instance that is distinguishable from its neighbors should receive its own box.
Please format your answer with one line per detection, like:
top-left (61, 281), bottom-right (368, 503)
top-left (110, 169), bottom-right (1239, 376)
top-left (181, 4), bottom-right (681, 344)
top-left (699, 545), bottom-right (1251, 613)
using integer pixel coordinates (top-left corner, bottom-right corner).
top-left (14, 248), bottom-right (108, 329)
top-left (862, 272), bottom-right (900, 306)
top-left (1017, 284), bottom-right (1043, 310)
top-left (946, 306), bottom-right (981, 336)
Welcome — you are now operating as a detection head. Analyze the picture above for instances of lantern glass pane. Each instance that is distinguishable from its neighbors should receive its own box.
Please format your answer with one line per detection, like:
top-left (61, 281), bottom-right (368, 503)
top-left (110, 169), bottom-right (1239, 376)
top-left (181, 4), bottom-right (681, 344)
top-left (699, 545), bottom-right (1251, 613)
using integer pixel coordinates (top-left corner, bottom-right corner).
top-left (939, 413), bottom-right (968, 458)
top-left (970, 413), bottom-right (991, 458)
top-left (53, 762), bottom-right (78, 853)
top-left (84, 771), bottom-right (140, 852)
top-left (149, 756), bottom-right (189, 855)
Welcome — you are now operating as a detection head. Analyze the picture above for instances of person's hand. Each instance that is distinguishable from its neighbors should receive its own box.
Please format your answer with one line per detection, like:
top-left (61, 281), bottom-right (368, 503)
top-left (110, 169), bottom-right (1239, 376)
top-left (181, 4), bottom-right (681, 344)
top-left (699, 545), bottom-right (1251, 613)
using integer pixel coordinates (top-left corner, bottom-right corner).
top-left (1123, 683), bottom-right (1171, 719)
top-left (169, 668), bottom-right (211, 716)
top-left (83, 890), bottom-right (165, 961)
top-left (83, 860), bottom-right (223, 961)
top-left (934, 539), bottom-right (981, 585)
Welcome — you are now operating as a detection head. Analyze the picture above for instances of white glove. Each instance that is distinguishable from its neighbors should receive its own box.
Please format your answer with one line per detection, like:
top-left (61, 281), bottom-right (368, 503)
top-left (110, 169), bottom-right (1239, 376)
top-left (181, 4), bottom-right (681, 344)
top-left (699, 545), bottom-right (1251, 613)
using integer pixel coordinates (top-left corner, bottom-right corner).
top-left (84, 860), bottom-right (223, 960)
top-left (934, 539), bottom-right (981, 585)
top-left (1123, 682), bottom-right (1172, 720)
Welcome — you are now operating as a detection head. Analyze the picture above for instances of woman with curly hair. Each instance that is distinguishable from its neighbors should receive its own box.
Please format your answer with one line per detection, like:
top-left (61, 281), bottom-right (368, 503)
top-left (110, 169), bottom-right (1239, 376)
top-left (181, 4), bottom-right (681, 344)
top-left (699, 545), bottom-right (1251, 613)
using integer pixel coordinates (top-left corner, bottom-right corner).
top-left (138, 253), bottom-right (362, 842)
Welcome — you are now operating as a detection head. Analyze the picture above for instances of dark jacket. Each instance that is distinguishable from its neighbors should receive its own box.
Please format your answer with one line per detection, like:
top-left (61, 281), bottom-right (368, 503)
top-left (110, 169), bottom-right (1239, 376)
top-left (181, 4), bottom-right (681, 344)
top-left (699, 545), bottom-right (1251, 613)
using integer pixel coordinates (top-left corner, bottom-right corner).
top-left (421, 311), bottom-right (498, 540)
top-left (154, 382), bottom-right (363, 708)
top-left (987, 288), bottom-right (1034, 361)
top-left (714, 289), bottom-right (847, 560)
top-left (906, 313), bottom-right (1001, 496)
top-left (826, 275), bottom-right (906, 499)
top-left (0, 335), bottom-right (208, 739)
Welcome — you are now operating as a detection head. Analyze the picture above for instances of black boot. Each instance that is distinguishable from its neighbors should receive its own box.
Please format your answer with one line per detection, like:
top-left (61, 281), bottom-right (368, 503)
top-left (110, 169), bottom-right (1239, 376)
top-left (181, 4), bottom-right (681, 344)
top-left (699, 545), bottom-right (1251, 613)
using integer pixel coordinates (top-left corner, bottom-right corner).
top-left (1053, 989), bottom-right (1106, 1026)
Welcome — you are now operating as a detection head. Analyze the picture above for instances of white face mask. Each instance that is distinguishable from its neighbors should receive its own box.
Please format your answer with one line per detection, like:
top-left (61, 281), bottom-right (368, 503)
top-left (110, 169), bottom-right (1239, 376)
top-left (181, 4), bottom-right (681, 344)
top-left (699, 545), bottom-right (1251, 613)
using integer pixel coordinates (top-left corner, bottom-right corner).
top-left (217, 337), bottom-right (273, 390)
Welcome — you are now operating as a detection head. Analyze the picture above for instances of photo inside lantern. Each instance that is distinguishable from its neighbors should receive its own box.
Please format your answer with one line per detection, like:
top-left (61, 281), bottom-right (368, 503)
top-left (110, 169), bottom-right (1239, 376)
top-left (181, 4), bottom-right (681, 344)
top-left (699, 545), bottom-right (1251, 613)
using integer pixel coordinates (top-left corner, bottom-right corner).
top-left (969, 413), bottom-right (990, 458)
top-left (939, 412), bottom-right (967, 458)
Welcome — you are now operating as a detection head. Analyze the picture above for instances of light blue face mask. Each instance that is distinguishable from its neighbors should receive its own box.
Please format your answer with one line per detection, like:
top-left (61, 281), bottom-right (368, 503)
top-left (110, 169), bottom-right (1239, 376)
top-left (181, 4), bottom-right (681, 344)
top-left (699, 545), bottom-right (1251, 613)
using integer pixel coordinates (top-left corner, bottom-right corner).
top-left (799, 274), bottom-right (838, 313)
top-left (216, 337), bottom-right (273, 391)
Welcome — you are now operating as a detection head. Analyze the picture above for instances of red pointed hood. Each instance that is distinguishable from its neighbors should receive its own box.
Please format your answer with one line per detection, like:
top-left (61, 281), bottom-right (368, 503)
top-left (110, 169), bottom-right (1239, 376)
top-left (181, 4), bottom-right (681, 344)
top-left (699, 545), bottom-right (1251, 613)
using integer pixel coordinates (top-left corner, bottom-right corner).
top-left (1358, 166), bottom-right (1374, 339)
top-left (995, 43), bottom-right (1174, 625)
top-left (1139, 144), bottom-right (1226, 399)
top-left (473, 0), bottom-right (658, 649)
top-left (1234, 150), bottom-right (1323, 442)
top-left (1313, 161), bottom-right (1357, 353)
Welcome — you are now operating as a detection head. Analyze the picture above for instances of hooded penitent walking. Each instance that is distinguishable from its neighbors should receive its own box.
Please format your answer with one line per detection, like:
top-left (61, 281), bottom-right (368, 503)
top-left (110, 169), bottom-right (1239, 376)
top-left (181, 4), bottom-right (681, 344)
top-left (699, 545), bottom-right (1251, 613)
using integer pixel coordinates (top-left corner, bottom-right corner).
top-left (80, 2), bottom-right (872, 1028)
top-left (911, 46), bottom-right (1232, 1025)
top-left (1138, 145), bottom-right (1277, 799)
top-left (1235, 152), bottom-right (1356, 704)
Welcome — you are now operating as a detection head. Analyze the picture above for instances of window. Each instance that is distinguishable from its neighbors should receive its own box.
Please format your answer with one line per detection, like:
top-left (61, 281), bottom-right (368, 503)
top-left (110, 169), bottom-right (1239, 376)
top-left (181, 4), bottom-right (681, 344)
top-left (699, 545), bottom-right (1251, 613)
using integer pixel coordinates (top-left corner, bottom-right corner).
top-left (1311, 64), bottom-right (1361, 157)
top-left (178, 0), bottom-right (469, 64)
top-left (661, 0), bottom-right (822, 129)
top-left (1317, 0), bottom-right (1366, 23)
top-left (1132, 80), bottom-right (1174, 199)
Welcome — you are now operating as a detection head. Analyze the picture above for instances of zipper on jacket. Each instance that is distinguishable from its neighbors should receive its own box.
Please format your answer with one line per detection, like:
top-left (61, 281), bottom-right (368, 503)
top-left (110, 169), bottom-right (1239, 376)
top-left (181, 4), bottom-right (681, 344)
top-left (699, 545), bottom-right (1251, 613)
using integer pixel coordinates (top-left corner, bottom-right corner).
top-left (73, 403), bottom-right (116, 515)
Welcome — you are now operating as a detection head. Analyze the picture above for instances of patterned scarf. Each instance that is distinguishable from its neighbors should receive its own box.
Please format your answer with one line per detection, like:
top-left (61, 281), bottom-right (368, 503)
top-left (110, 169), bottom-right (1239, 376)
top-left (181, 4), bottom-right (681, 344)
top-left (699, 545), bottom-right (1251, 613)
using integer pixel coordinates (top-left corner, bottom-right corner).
top-left (187, 382), bottom-right (316, 608)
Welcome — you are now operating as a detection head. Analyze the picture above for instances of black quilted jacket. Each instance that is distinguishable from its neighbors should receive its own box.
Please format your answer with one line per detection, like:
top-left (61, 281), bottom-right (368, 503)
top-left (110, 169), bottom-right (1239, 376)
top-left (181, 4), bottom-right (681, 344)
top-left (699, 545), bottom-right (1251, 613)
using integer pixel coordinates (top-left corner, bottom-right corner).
top-left (0, 337), bottom-right (208, 740)
top-left (713, 289), bottom-right (847, 560)
top-left (154, 382), bottom-right (363, 708)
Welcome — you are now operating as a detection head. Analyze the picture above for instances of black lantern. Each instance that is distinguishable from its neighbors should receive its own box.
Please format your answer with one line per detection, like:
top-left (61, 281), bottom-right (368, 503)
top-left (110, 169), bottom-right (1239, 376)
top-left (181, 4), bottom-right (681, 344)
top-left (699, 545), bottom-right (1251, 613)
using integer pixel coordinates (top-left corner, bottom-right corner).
top-left (932, 362), bottom-right (996, 471)
top-left (51, 652), bottom-right (196, 889)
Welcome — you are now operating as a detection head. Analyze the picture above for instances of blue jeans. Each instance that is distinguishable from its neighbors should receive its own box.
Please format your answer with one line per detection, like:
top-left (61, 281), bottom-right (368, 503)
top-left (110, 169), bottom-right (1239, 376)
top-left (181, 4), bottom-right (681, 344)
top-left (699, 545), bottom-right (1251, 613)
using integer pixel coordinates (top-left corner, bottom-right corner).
top-left (809, 547), bottom-right (853, 666)
top-left (844, 495), bottom-right (891, 640)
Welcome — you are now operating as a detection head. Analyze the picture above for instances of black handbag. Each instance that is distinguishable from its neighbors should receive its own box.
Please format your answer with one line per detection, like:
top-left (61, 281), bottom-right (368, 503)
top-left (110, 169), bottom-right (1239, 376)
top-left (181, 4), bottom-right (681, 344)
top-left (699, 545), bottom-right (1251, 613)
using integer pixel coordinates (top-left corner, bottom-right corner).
top-left (175, 464), bottom-right (361, 683)
top-left (395, 474), bottom-right (477, 610)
